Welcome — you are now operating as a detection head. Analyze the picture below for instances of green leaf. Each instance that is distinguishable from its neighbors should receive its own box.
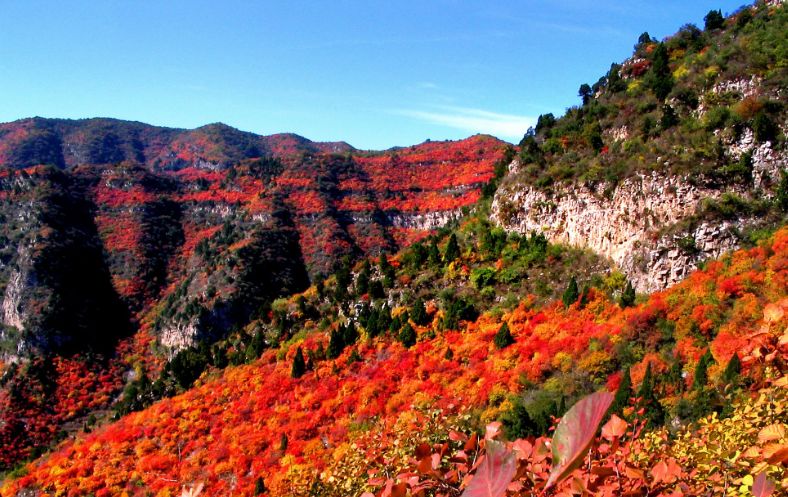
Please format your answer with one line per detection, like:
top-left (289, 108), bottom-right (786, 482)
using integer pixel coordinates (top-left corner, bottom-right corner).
top-left (545, 391), bottom-right (614, 489)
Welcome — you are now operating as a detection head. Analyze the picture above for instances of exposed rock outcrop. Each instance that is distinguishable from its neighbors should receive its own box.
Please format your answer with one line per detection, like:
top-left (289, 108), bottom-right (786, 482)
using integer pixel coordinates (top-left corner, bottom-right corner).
top-left (491, 147), bottom-right (785, 293)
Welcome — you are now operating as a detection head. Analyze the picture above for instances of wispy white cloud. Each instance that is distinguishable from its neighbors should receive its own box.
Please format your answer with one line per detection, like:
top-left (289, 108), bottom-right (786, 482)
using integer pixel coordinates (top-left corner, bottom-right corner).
top-left (394, 106), bottom-right (535, 140)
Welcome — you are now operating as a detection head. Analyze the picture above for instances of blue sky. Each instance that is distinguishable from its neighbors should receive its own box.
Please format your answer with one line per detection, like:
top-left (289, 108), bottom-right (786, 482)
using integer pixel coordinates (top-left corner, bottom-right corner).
top-left (0, 1), bottom-right (749, 149)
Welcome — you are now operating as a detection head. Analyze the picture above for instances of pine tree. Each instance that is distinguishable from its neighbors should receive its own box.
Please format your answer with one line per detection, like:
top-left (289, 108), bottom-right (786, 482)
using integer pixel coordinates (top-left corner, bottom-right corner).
top-left (255, 477), bottom-right (266, 495)
top-left (342, 322), bottom-right (358, 346)
top-left (280, 433), bottom-right (288, 451)
top-left (562, 276), bottom-right (579, 308)
top-left (493, 322), bottom-right (515, 349)
top-left (620, 281), bottom-right (636, 308)
top-left (638, 362), bottom-right (665, 427)
top-left (410, 297), bottom-right (429, 326)
top-left (722, 353), bottom-right (742, 384)
top-left (704, 9), bottom-right (724, 30)
top-left (399, 322), bottom-right (417, 348)
top-left (356, 261), bottom-right (370, 295)
top-left (428, 241), bottom-right (441, 266)
top-left (611, 368), bottom-right (633, 415)
top-left (647, 42), bottom-right (674, 100)
top-left (380, 254), bottom-right (395, 287)
top-left (291, 347), bottom-right (306, 379)
top-left (443, 234), bottom-right (460, 263)
top-left (693, 350), bottom-right (714, 390)
top-left (327, 329), bottom-right (344, 359)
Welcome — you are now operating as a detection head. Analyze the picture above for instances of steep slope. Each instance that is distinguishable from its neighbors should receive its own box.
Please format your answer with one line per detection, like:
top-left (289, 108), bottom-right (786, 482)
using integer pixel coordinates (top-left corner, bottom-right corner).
top-left (492, 1), bottom-right (787, 292)
top-left (1, 222), bottom-right (784, 497)
top-left (0, 121), bottom-right (508, 470)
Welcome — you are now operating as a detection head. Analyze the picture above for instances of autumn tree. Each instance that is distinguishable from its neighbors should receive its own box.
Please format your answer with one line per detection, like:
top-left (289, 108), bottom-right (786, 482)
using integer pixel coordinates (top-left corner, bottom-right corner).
top-left (494, 322), bottom-right (514, 349)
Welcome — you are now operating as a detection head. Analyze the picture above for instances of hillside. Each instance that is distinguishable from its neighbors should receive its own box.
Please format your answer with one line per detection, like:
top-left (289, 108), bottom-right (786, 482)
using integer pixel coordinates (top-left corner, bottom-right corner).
top-left (1, 2), bottom-right (787, 496)
top-left (0, 120), bottom-right (508, 467)
top-left (1, 219), bottom-right (786, 496)
top-left (492, 0), bottom-right (787, 292)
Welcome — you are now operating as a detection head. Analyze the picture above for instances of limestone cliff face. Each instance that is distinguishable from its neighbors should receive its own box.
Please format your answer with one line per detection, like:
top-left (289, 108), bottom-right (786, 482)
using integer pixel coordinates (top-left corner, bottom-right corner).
top-left (491, 147), bottom-right (785, 293)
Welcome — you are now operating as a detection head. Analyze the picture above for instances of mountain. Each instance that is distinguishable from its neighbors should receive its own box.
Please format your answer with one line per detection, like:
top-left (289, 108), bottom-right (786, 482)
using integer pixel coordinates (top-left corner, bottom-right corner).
top-left (1, 2), bottom-right (787, 496)
top-left (492, 0), bottom-right (787, 292)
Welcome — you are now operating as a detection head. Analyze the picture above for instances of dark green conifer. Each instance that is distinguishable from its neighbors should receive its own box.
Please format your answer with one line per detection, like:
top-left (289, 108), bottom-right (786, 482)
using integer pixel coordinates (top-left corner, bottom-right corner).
top-left (327, 329), bottom-right (344, 359)
top-left (255, 477), bottom-right (266, 495)
top-left (611, 368), bottom-right (633, 415)
top-left (399, 322), bottom-right (417, 348)
top-left (722, 352), bottom-right (741, 384)
top-left (693, 350), bottom-right (714, 390)
top-left (443, 234), bottom-right (460, 263)
top-left (291, 347), bottom-right (306, 379)
top-left (410, 297), bottom-right (429, 326)
top-left (562, 276), bottom-right (579, 308)
top-left (493, 322), bottom-right (515, 349)
top-left (620, 281), bottom-right (636, 308)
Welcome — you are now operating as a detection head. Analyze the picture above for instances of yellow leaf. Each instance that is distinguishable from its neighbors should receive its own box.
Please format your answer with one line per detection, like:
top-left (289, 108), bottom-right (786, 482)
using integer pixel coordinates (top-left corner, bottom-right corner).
top-left (758, 424), bottom-right (786, 443)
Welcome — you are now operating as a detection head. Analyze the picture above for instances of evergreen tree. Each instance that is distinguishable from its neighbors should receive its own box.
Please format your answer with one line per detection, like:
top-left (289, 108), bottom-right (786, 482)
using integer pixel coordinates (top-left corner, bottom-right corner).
top-left (327, 329), bottom-right (344, 359)
top-left (502, 397), bottom-right (536, 439)
top-left (704, 9), bottom-right (724, 30)
top-left (693, 350), bottom-right (714, 390)
top-left (280, 433), bottom-right (288, 451)
top-left (620, 281), bottom-right (636, 308)
top-left (356, 261), bottom-right (371, 295)
top-left (578, 83), bottom-right (593, 105)
top-left (443, 234), bottom-right (460, 263)
top-left (660, 104), bottom-right (678, 129)
top-left (399, 322), bottom-right (417, 348)
top-left (255, 477), bottom-right (266, 495)
top-left (380, 253), bottom-right (395, 287)
top-left (410, 297), bottom-right (429, 326)
top-left (562, 276), bottom-right (580, 308)
top-left (777, 170), bottom-right (788, 213)
top-left (611, 368), bottom-right (633, 415)
top-left (369, 280), bottom-right (385, 299)
top-left (647, 42), bottom-right (674, 100)
top-left (638, 362), bottom-right (665, 427)
top-left (493, 322), bottom-right (515, 349)
top-left (342, 322), bottom-right (358, 346)
top-left (722, 352), bottom-right (742, 384)
top-left (427, 241), bottom-right (441, 266)
top-left (291, 347), bottom-right (306, 379)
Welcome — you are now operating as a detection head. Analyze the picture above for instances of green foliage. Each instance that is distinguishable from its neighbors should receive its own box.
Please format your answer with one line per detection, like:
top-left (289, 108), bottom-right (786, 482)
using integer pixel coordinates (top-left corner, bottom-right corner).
top-left (410, 298), bottom-right (429, 326)
top-left (721, 352), bottom-right (741, 385)
top-left (610, 368), bottom-right (632, 416)
top-left (470, 267), bottom-right (496, 290)
top-left (777, 170), bottom-right (788, 213)
top-left (647, 43), bottom-right (674, 100)
top-left (494, 322), bottom-right (515, 349)
top-left (578, 83), bottom-right (593, 105)
top-left (291, 347), bottom-right (306, 379)
top-left (255, 477), bottom-right (266, 495)
top-left (398, 322), bottom-right (417, 348)
top-left (620, 281), bottom-right (636, 308)
top-left (327, 329), bottom-right (344, 359)
top-left (562, 277), bottom-right (579, 308)
top-left (443, 234), bottom-right (460, 263)
top-left (637, 362), bottom-right (666, 428)
top-left (704, 9), bottom-right (725, 31)
top-left (693, 350), bottom-right (715, 391)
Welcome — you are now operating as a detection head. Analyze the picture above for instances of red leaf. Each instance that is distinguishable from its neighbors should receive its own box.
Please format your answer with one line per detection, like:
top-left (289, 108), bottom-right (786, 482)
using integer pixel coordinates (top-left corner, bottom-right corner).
top-left (460, 440), bottom-right (516, 497)
top-left (601, 414), bottom-right (627, 441)
top-left (545, 391), bottom-right (614, 489)
top-left (752, 472), bottom-right (776, 497)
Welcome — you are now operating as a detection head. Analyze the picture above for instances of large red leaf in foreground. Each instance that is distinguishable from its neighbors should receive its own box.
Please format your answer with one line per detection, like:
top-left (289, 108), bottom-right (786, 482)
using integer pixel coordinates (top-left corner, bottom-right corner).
top-left (545, 391), bottom-right (614, 489)
top-left (461, 440), bottom-right (516, 497)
